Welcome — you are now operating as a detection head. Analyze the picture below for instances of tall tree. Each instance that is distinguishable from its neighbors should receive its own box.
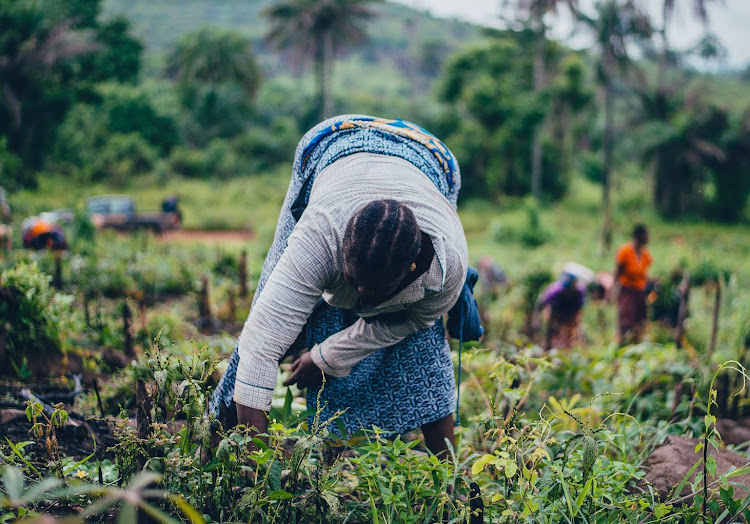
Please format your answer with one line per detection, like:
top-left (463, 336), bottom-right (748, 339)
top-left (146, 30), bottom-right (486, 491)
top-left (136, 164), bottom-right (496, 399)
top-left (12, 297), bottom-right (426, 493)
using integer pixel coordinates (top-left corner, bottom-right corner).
top-left (511, 0), bottom-right (578, 200)
top-left (0, 1), bottom-right (97, 174)
top-left (439, 33), bottom-right (588, 200)
top-left (0, 0), bottom-right (142, 187)
top-left (264, 0), bottom-right (381, 120)
top-left (165, 29), bottom-right (261, 144)
top-left (578, 0), bottom-right (651, 250)
top-left (635, 89), bottom-right (726, 217)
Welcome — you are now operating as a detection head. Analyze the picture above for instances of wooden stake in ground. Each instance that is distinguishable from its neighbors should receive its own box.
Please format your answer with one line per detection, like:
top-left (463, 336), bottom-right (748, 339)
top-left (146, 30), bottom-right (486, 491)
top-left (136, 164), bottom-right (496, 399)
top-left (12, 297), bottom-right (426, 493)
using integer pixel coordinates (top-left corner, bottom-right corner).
top-left (227, 288), bottom-right (236, 323)
top-left (707, 279), bottom-right (722, 360)
top-left (123, 301), bottom-right (134, 358)
top-left (91, 378), bottom-right (105, 418)
top-left (239, 250), bottom-right (248, 298)
top-left (135, 379), bottom-right (152, 465)
top-left (135, 379), bottom-right (155, 524)
top-left (83, 294), bottom-right (91, 327)
top-left (199, 275), bottom-right (213, 326)
top-left (53, 251), bottom-right (63, 289)
top-left (675, 272), bottom-right (691, 348)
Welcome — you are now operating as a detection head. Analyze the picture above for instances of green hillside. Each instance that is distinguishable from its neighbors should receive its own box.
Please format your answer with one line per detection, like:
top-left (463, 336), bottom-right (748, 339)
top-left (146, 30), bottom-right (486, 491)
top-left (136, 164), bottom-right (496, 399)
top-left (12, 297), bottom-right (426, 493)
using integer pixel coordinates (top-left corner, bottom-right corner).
top-left (102, 0), bottom-right (484, 79)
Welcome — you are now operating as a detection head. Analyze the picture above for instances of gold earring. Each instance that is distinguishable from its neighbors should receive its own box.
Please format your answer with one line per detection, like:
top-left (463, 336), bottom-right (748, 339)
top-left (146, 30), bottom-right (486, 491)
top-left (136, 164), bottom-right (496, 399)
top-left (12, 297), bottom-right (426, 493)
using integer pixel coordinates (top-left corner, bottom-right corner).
top-left (410, 262), bottom-right (417, 272)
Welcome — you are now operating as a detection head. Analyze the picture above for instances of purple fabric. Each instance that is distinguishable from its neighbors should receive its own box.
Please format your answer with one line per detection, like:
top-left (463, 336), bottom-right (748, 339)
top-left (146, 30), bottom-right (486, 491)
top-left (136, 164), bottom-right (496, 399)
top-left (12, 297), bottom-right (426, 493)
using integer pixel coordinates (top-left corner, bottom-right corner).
top-left (539, 282), bottom-right (585, 319)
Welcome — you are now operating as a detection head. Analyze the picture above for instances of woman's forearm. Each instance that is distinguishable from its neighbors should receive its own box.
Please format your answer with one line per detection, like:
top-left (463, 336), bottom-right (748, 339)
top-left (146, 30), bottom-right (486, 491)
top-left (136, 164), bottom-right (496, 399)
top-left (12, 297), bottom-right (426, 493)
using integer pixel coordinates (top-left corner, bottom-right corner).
top-left (236, 404), bottom-right (269, 437)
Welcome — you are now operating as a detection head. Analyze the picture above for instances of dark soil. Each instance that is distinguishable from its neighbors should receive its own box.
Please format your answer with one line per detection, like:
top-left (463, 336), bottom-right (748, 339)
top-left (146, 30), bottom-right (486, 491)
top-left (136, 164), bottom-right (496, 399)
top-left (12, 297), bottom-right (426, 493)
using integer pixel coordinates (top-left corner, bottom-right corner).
top-left (0, 381), bottom-right (118, 460)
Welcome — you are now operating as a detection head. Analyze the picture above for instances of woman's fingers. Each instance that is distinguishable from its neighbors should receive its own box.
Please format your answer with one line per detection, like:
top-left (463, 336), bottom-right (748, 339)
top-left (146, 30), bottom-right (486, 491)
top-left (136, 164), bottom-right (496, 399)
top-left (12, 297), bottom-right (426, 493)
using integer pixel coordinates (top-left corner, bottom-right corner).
top-left (282, 370), bottom-right (298, 387)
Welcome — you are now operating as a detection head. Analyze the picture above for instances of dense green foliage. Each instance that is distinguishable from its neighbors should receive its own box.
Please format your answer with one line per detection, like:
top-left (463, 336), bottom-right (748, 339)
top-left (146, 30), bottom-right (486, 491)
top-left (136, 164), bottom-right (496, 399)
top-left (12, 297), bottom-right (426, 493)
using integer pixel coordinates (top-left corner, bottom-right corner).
top-left (166, 29), bottom-right (262, 145)
top-left (0, 0), bottom-right (142, 187)
top-left (438, 35), bottom-right (592, 200)
top-left (3, 0), bottom-right (750, 519)
top-left (1, 194), bottom-right (750, 520)
top-left (2, 0), bottom-right (749, 219)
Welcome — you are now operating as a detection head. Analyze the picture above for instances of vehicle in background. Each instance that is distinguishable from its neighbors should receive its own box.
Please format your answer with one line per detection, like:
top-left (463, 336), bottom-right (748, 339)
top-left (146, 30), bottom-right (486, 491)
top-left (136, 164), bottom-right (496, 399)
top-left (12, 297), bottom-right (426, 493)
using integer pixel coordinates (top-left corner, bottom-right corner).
top-left (86, 195), bottom-right (181, 233)
top-left (39, 209), bottom-right (74, 225)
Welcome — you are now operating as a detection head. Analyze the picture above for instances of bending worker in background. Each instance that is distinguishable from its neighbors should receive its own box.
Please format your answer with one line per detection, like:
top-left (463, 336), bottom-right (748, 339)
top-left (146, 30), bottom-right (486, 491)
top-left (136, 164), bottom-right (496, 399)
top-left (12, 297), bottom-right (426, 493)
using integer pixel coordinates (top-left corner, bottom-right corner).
top-left (615, 224), bottom-right (652, 345)
top-left (212, 115), bottom-right (476, 457)
top-left (535, 263), bottom-right (593, 351)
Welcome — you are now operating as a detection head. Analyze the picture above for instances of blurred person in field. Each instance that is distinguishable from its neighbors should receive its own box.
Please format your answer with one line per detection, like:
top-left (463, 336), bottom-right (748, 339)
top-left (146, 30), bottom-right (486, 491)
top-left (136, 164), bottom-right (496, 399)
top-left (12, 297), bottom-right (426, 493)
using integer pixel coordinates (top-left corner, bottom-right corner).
top-left (21, 217), bottom-right (68, 251)
top-left (615, 224), bottom-right (652, 345)
top-left (534, 263), bottom-right (593, 351)
top-left (589, 271), bottom-right (615, 302)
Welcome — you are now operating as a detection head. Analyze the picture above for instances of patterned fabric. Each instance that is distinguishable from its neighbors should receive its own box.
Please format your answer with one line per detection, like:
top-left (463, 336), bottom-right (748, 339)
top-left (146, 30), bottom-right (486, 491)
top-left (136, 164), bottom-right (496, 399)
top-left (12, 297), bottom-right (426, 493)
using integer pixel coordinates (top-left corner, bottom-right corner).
top-left (211, 114), bottom-right (462, 436)
top-left (300, 116), bottom-right (458, 190)
top-left (617, 286), bottom-right (648, 339)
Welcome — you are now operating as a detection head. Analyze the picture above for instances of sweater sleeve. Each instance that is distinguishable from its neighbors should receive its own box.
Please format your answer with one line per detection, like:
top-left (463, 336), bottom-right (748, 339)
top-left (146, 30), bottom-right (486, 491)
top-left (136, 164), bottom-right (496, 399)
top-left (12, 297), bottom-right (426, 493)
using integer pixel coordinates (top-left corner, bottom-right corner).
top-left (309, 246), bottom-right (465, 377)
top-left (233, 208), bottom-right (337, 411)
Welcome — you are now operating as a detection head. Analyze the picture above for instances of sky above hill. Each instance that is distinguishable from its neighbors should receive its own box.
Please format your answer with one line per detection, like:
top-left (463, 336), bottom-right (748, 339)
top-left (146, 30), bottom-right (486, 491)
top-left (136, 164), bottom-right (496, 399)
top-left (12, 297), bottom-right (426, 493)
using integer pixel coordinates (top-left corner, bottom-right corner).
top-left (395, 0), bottom-right (750, 70)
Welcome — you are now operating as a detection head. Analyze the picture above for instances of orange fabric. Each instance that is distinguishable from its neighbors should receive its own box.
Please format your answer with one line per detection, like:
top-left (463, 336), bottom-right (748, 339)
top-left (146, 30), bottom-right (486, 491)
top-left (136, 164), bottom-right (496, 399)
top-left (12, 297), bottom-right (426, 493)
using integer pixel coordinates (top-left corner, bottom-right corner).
top-left (29, 220), bottom-right (53, 237)
top-left (616, 243), bottom-right (652, 290)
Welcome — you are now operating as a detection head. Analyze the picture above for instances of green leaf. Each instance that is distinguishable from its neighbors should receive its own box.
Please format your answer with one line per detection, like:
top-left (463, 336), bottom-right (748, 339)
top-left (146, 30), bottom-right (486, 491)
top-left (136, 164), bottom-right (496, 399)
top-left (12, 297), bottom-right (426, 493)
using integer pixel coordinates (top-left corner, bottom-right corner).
top-left (504, 460), bottom-right (518, 479)
top-left (575, 477), bottom-right (593, 509)
top-left (1, 466), bottom-right (23, 503)
top-left (267, 489), bottom-right (293, 501)
top-left (18, 477), bottom-right (62, 506)
top-left (706, 455), bottom-right (717, 477)
top-left (117, 501), bottom-right (137, 524)
top-left (63, 448), bottom-right (96, 476)
top-left (5, 438), bottom-right (40, 478)
top-left (471, 454), bottom-right (496, 476)
top-left (726, 466), bottom-right (750, 478)
top-left (169, 495), bottom-right (205, 524)
top-left (670, 458), bottom-right (702, 501)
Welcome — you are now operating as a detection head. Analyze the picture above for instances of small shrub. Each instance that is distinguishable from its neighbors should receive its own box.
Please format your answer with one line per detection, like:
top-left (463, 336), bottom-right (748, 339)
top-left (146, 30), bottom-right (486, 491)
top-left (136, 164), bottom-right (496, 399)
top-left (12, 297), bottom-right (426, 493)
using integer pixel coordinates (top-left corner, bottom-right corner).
top-left (91, 133), bottom-right (158, 185)
top-left (168, 146), bottom-right (208, 178)
top-left (0, 262), bottom-right (64, 377)
top-left (232, 117), bottom-right (298, 174)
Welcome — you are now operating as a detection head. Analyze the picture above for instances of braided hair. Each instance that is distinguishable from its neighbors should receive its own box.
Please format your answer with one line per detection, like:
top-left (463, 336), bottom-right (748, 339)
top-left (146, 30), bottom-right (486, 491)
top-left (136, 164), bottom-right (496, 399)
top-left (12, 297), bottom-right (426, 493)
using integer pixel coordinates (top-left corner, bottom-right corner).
top-left (342, 199), bottom-right (421, 282)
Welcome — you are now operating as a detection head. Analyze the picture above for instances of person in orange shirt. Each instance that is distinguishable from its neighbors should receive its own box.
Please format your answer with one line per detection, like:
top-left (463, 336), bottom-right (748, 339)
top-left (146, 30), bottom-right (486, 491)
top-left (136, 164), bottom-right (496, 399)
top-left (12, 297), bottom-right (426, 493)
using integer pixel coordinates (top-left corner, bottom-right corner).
top-left (615, 224), bottom-right (652, 344)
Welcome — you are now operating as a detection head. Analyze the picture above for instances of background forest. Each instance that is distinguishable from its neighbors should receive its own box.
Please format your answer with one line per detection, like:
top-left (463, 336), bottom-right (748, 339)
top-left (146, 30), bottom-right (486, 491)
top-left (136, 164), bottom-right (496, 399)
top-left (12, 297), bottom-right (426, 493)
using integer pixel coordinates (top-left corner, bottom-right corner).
top-left (2, 0), bottom-right (750, 523)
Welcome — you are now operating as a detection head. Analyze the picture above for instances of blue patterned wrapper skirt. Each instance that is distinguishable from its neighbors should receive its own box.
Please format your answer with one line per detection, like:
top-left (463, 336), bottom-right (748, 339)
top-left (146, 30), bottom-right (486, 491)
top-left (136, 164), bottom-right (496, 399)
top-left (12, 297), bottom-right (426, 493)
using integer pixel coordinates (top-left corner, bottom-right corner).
top-left (211, 115), bottom-right (461, 436)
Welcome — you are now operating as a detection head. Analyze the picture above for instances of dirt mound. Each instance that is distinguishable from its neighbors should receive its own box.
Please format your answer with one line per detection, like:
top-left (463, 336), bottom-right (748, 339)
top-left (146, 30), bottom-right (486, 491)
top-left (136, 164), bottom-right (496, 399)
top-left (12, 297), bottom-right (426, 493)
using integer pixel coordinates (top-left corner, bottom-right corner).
top-left (1, 383), bottom-right (118, 460)
top-left (644, 435), bottom-right (750, 502)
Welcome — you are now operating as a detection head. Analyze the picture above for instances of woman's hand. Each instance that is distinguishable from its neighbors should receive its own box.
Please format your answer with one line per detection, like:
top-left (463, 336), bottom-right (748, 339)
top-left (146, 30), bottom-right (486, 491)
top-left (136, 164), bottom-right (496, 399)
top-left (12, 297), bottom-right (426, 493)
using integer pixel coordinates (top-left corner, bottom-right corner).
top-left (283, 351), bottom-right (324, 389)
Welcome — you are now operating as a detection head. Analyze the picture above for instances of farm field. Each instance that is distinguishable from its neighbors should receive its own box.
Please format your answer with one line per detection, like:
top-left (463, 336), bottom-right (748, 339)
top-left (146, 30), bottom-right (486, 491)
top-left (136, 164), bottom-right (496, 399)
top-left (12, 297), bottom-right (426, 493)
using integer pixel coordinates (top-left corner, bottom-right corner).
top-left (2, 172), bottom-right (750, 523)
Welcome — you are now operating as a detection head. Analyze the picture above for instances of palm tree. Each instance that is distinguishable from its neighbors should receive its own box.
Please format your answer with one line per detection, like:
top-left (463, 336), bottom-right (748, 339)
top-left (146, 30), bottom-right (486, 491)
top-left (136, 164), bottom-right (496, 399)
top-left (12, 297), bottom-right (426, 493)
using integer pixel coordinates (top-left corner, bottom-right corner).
top-left (165, 29), bottom-right (261, 143)
top-left (264, 0), bottom-right (381, 120)
top-left (0, 3), bottom-right (98, 168)
top-left (165, 29), bottom-right (260, 101)
top-left (512, 0), bottom-right (578, 200)
top-left (578, 0), bottom-right (652, 250)
top-left (658, 0), bottom-right (722, 88)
